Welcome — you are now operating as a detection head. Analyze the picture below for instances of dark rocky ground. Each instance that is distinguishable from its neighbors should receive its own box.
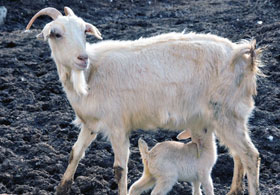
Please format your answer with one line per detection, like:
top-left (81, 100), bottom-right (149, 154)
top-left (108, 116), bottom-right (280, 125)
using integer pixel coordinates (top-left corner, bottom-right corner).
top-left (0, 0), bottom-right (280, 194)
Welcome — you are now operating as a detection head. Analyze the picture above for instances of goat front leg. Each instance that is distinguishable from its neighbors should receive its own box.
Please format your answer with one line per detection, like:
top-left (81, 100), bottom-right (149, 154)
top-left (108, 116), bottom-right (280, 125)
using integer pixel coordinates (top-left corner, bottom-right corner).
top-left (110, 132), bottom-right (130, 195)
top-left (227, 154), bottom-right (245, 195)
top-left (192, 180), bottom-right (202, 195)
top-left (201, 175), bottom-right (214, 195)
top-left (56, 126), bottom-right (97, 195)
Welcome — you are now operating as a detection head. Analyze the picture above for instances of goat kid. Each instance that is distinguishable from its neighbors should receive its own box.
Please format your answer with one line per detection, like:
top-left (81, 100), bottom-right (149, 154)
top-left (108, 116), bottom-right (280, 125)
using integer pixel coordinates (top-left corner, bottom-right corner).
top-left (129, 128), bottom-right (217, 195)
top-left (26, 7), bottom-right (262, 195)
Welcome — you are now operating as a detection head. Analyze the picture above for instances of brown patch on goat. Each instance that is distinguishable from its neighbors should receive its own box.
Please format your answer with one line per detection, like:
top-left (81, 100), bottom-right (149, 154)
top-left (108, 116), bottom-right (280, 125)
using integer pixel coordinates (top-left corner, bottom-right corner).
top-left (250, 40), bottom-right (256, 72)
top-left (68, 149), bottom-right (74, 164)
top-left (114, 166), bottom-right (124, 183)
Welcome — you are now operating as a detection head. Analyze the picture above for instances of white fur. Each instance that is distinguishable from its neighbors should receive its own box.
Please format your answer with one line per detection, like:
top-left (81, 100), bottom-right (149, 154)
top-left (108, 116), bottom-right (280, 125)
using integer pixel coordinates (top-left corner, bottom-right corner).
top-left (71, 70), bottom-right (88, 96)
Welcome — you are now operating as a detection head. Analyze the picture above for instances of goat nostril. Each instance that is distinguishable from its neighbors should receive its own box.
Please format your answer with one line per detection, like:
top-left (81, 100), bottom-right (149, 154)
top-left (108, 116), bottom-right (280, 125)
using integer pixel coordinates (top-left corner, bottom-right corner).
top-left (78, 54), bottom-right (88, 61)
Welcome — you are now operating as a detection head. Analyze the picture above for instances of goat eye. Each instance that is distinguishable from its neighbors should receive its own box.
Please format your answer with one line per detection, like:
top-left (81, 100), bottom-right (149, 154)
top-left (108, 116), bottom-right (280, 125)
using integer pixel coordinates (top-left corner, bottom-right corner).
top-left (204, 128), bottom-right (208, 133)
top-left (55, 33), bottom-right (62, 38)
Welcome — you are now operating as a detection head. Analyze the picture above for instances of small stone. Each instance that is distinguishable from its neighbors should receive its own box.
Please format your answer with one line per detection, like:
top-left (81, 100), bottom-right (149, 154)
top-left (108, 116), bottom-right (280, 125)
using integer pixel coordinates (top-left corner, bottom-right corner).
top-left (0, 6), bottom-right (7, 25)
top-left (270, 161), bottom-right (280, 172)
top-left (267, 135), bottom-right (273, 141)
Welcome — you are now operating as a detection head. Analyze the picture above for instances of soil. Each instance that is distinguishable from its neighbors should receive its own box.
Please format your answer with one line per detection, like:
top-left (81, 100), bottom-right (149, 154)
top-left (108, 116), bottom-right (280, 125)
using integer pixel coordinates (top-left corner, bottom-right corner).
top-left (0, 0), bottom-right (280, 194)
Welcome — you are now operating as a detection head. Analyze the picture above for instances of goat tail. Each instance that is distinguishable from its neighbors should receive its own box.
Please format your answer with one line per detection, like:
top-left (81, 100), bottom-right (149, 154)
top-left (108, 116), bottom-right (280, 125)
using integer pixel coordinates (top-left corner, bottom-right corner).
top-left (231, 40), bottom-right (263, 75)
top-left (249, 40), bottom-right (264, 76)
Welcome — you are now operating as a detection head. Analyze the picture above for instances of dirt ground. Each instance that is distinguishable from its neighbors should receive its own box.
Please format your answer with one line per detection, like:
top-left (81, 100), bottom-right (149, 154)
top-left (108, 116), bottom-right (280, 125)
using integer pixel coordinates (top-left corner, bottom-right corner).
top-left (0, 0), bottom-right (279, 194)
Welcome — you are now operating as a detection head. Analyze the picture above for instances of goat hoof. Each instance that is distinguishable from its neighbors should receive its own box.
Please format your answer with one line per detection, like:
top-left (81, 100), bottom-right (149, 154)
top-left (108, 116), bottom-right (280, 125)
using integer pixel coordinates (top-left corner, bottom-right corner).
top-left (114, 166), bottom-right (124, 183)
top-left (56, 179), bottom-right (73, 195)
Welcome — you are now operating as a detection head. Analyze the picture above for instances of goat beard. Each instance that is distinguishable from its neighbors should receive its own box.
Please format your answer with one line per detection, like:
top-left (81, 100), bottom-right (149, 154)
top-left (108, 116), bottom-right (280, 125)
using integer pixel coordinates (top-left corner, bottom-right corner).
top-left (71, 70), bottom-right (88, 96)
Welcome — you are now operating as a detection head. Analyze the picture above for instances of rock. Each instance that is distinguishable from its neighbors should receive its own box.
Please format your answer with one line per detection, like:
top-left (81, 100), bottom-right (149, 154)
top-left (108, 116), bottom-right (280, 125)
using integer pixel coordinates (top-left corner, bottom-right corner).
top-left (271, 161), bottom-right (280, 172)
top-left (0, 6), bottom-right (7, 25)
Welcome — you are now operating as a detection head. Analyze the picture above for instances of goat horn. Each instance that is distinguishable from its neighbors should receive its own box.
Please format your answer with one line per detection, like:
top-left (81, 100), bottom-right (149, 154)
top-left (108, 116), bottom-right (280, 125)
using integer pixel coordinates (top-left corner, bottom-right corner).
top-left (26, 7), bottom-right (62, 30)
top-left (64, 7), bottom-right (75, 16)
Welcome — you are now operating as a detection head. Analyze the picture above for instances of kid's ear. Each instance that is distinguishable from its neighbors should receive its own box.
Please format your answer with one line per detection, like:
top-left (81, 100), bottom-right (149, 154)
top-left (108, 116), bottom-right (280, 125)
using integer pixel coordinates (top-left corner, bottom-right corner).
top-left (177, 129), bottom-right (191, 140)
top-left (85, 23), bottom-right (102, 40)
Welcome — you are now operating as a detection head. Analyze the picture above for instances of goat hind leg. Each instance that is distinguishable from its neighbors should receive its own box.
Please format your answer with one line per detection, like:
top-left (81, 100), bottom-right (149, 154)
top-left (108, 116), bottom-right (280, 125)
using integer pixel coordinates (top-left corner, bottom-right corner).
top-left (227, 154), bottom-right (245, 195)
top-left (151, 177), bottom-right (176, 195)
top-left (240, 137), bottom-right (261, 195)
top-left (217, 124), bottom-right (260, 195)
top-left (128, 174), bottom-right (155, 195)
top-left (56, 126), bottom-right (97, 195)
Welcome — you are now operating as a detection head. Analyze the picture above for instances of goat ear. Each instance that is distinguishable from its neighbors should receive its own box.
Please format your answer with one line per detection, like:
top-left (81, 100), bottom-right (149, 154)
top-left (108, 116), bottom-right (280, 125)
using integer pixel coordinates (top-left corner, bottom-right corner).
top-left (177, 129), bottom-right (191, 140)
top-left (36, 32), bottom-right (45, 40)
top-left (85, 23), bottom-right (102, 40)
top-left (36, 24), bottom-right (51, 41)
top-left (64, 7), bottom-right (75, 16)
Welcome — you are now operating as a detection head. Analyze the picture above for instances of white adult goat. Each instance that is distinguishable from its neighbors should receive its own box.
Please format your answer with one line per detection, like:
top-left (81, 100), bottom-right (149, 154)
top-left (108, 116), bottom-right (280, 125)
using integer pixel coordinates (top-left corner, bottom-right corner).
top-left (26, 7), bottom-right (262, 195)
top-left (129, 128), bottom-right (217, 195)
